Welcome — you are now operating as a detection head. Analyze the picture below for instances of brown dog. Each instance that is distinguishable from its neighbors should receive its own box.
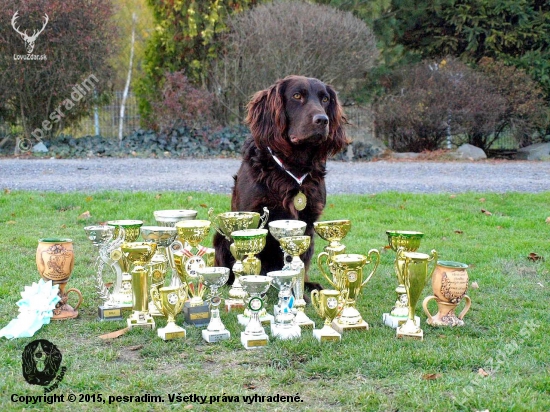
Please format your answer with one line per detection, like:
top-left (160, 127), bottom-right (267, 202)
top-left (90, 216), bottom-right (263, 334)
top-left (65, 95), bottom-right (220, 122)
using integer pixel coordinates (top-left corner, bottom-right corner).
top-left (214, 75), bottom-right (348, 286)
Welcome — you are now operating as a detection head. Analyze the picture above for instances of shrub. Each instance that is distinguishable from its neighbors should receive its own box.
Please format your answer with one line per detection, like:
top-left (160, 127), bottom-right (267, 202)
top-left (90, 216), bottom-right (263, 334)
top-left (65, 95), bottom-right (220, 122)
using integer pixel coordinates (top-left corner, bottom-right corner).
top-left (148, 71), bottom-right (217, 132)
top-left (211, 0), bottom-right (379, 122)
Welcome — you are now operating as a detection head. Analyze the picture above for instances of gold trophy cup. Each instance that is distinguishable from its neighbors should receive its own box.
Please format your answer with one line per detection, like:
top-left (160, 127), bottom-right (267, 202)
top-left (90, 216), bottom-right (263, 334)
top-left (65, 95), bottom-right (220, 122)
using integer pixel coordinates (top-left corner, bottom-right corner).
top-left (319, 251), bottom-right (380, 333)
top-left (198, 267), bottom-right (231, 343)
top-left (232, 229), bottom-right (274, 326)
top-left (311, 289), bottom-right (346, 342)
top-left (268, 219), bottom-right (307, 268)
top-left (209, 207), bottom-right (269, 311)
top-left (151, 285), bottom-right (188, 340)
top-left (172, 220), bottom-right (213, 326)
top-left (395, 248), bottom-right (437, 340)
top-left (423, 261), bottom-right (471, 326)
top-left (278, 236), bottom-right (314, 328)
top-left (141, 226), bottom-right (177, 317)
top-left (121, 242), bottom-right (158, 329)
top-left (383, 230), bottom-right (424, 328)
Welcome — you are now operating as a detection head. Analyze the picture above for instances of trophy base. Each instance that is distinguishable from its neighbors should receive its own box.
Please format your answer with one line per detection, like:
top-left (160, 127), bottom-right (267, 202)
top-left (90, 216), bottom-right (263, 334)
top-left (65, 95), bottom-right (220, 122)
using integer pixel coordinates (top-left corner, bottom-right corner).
top-left (313, 326), bottom-right (341, 343)
top-left (271, 323), bottom-right (301, 340)
top-left (241, 332), bottom-right (269, 349)
top-left (202, 329), bottom-right (231, 343)
top-left (52, 304), bottom-right (79, 320)
top-left (331, 319), bottom-right (369, 334)
top-left (148, 302), bottom-right (164, 317)
top-left (396, 327), bottom-right (424, 341)
top-left (98, 305), bottom-right (124, 321)
top-left (158, 326), bottom-right (186, 341)
top-left (224, 299), bottom-right (245, 312)
top-left (294, 311), bottom-right (315, 329)
top-left (127, 314), bottom-right (155, 330)
top-left (383, 313), bottom-right (420, 329)
top-left (427, 314), bottom-right (465, 327)
top-left (183, 302), bottom-right (211, 327)
top-left (238, 314), bottom-right (274, 327)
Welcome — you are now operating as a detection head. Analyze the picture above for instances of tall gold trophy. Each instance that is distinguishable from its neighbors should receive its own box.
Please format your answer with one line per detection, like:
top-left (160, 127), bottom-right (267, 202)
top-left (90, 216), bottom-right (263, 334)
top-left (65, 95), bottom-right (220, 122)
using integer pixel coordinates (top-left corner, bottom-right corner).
top-left (395, 248), bottom-right (437, 340)
top-left (106, 220), bottom-right (144, 309)
top-left (278, 236), bottom-right (314, 328)
top-left (314, 219), bottom-right (351, 256)
top-left (172, 220), bottom-right (214, 326)
top-left (121, 242), bottom-right (158, 329)
top-left (318, 251), bottom-right (380, 333)
top-left (141, 226), bottom-right (177, 317)
top-left (311, 289), bottom-right (346, 342)
top-left (151, 285), bottom-right (188, 340)
top-left (383, 230), bottom-right (424, 328)
top-left (209, 207), bottom-right (269, 311)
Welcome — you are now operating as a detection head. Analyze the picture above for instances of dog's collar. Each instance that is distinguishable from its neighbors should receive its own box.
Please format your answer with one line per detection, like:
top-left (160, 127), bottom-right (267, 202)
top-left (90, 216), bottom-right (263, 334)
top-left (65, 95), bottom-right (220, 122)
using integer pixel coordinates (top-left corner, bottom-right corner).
top-left (267, 147), bottom-right (309, 185)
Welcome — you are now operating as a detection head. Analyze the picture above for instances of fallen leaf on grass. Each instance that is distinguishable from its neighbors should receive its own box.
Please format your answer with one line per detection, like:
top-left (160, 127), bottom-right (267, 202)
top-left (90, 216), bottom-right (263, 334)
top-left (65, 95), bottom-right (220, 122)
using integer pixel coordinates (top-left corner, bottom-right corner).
top-left (454, 230), bottom-right (464, 234)
top-left (546, 217), bottom-right (550, 224)
top-left (128, 345), bottom-right (143, 351)
top-left (449, 195), bottom-right (456, 198)
top-left (155, 194), bottom-right (162, 200)
top-left (200, 204), bottom-right (208, 208)
top-left (481, 209), bottom-right (492, 216)
top-left (60, 224), bottom-right (66, 229)
top-left (4, 188), bottom-right (11, 194)
top-left (471, 281), bottom-right (479, 289)
top-left (478, 368), bottom-right (490, 377)
top-left (77, 210), bottom-right (91, 220)
top-left (528, 252), bottom-right (544, 262)
top-left (479, 198), bottom-right (486, 203)
top-left (184, 405), bottom-right (194, 410)
top-left (243, 383), bottom-right (256, 390)
top-left (104, 282), bottom-right (113, 288)
top-left (85, 196), bottom-right (93, 202)
top-left (6, 220), bottom-right (16, 224)
top-left (422, 373), bottom-right (442, 380)
top-left (99, 327), bottom-right (129, 340)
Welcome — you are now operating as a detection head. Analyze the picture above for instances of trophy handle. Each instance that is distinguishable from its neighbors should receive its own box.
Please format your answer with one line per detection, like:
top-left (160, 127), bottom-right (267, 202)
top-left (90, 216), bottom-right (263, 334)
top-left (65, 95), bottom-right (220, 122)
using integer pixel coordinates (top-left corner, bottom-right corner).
top-left (150, 287), bottom-right (163, 313)
top-left (361, 248), bottom-right (381, 288)
top-left (258, 207), bottom-right (270, 229)
top-left (208, 207), bottom-right (229, 240)
top-left (427, 250), bottom-right (438, 284)
top-left (310, 289), bottom-right (322, 317)
top-left (458, 295), bottom-right (471, 320)
top-left (65, 288), bottom-right (83, 310)
top-left (422, 295), bottom-right (436, 323)
top-left (175, 284), bottom-right (189, 313)
top-left (317, 252), bottom-right (337, 288)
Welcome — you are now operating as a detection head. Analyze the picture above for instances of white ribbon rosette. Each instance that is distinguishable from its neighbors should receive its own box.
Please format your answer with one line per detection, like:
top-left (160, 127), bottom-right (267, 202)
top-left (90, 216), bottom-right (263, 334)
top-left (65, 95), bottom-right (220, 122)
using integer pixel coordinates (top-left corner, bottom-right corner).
top-left (0, 279), bottom-right (61, 339)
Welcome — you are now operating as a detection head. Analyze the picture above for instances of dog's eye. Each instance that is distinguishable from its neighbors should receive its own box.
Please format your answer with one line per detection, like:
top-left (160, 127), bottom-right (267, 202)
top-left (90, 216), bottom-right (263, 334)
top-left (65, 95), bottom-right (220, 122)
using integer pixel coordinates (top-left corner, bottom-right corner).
top-left (293, 93), bottom-right (302, 100)
top-left (322, 96), bottom-right (329, 103)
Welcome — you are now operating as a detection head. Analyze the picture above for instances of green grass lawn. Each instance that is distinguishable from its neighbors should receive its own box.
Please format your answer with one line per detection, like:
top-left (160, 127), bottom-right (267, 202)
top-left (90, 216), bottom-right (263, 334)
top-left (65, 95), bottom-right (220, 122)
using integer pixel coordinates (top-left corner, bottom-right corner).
top-left (0, 191), bottom-right (549, 411)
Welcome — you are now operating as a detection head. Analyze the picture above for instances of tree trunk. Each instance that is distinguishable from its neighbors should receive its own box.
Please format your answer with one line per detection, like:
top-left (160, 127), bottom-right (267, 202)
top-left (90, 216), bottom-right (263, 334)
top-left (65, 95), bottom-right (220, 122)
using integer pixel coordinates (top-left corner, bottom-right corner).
top-left (119, 13), bottom-right (137, 147)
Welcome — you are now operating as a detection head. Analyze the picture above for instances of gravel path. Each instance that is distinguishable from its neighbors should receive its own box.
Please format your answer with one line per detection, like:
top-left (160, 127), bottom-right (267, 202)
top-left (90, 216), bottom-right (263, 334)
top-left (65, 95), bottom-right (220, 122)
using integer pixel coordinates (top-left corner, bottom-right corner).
top-left (1, 157), bottom-right (549, 194)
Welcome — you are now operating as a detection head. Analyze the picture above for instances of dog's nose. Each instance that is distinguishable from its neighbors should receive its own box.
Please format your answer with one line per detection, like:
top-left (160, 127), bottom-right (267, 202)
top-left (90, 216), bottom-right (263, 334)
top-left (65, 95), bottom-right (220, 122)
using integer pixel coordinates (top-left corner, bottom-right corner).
top-left (313, 114), bottom-right (329, 126)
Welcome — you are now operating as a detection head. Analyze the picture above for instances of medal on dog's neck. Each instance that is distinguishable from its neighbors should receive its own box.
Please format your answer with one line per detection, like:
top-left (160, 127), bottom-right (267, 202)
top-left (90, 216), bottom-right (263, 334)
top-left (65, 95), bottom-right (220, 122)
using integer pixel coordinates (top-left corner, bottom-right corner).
top-left (268, 147), bottom-right (308, 211)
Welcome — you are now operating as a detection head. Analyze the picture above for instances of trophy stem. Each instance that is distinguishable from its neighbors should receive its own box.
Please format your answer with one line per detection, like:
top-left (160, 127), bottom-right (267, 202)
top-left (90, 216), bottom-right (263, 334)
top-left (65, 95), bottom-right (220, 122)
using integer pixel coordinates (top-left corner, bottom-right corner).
top-left (127, 266), bottom-right (155, 330)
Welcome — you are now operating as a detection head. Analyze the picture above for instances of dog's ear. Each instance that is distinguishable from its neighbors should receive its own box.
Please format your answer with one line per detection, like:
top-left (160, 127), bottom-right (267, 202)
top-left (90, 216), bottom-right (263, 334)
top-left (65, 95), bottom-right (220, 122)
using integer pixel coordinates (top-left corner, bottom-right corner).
top-left (320, 83), bottom-right (349, 159)
top-left (245, 80), bottom-right (291, 156)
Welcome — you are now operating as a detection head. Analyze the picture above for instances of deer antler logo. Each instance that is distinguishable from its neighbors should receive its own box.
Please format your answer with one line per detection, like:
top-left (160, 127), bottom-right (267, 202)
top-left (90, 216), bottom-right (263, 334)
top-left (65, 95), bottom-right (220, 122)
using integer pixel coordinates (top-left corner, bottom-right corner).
top-left (11, 11), bottom-right (49, 54)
